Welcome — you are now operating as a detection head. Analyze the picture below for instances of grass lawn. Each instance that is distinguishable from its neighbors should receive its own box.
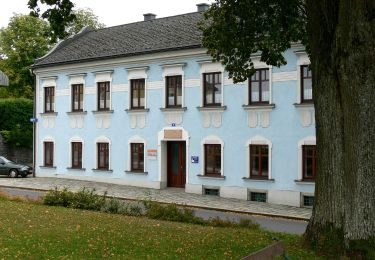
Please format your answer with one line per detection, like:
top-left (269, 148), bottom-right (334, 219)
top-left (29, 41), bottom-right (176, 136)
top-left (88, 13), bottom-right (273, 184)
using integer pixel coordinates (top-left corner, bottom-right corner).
top-left (0, 198), bottom-right (322, 259)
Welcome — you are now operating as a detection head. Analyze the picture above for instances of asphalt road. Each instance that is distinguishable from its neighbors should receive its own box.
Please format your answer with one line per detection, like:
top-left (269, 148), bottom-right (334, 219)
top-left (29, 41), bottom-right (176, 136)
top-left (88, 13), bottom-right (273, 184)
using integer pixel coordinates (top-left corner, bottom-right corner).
top-left (0, 186), bottom-right (307, 235)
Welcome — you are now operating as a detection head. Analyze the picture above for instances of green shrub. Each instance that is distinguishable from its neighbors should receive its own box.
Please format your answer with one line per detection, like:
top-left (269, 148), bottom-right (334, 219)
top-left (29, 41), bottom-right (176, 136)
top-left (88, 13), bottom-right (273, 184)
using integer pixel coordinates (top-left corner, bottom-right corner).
top-left (102, 197), bottom-right (122, 214)
top-left (44, 188), bottom-right (75, 207)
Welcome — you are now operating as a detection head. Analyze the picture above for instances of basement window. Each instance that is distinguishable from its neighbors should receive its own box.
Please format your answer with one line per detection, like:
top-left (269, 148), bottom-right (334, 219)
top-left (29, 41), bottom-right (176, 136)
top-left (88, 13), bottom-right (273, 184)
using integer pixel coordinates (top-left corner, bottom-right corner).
top-left (204, 188), bottom-right (220, 196)
top-left (303, 195), bottom-right (314, 207)
top-left (250, 192), bottom-right (267, 203)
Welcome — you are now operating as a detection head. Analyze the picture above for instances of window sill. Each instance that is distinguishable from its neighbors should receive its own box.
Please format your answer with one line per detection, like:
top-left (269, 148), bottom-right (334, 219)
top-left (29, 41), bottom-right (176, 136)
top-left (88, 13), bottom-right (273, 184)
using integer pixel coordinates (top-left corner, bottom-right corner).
top-left (67, 111), bottom-right (87, 115)
top-left (160, 107), bottom-right (187, 112)
top-left (125, 108), bottom-right (150, 113)
top-left (92, 168), bottom-right (113, 173)
top-left (40, 112), bottom-right (58, 116)
top-left (293, 103), bottom-right (314, 108)
top-left (67, 167), bottom-right (86, 171)
top-left (197, 174), bottom-right (225, 179)
top-left (242, 103), bottom-right (275, 110)
top-left (196, 106), bottom-right (227, 112)
top-left (242, 177), bottom-right (275, 182)
top-left (125, 171), bottom-right (148, 175)
top-left (295, 179), bottom-right (315, 184)
top-left (40, 166), bottom-right (57, 169)
top-left (92, 110), bottom-right (114, 114)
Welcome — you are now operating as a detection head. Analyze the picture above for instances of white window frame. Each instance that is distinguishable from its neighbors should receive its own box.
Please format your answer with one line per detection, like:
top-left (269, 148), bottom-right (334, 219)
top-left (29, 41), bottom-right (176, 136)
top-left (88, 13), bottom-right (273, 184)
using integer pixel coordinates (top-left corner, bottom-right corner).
top-left (201, 135), bottom-right (224, 176)
top-left (199, 61), bottom-right (224, 107)
top-left (69, 74), bottom-right (86, 112)
top-left (42, 136), bottom-right (55, 167)
top-left (69, 136), bottom-right (84, 169)
top-left (126, 67), bottom-right (148, 109)
top-left (94, 135), bottom-right (111, 170)
top-left (245, 135), bottom-right (273, 179)
top-left (94, 71), bottom-right (113, 111)
top-left (245, 58), bottom-right (273, 105)
top-left (298, 136), bottom-right (316, 180)
top-left (161, 64), bottom-right (185, 108)
top-left (41, 77), bottom-right (57, 113)
top-left (127, 135), bottom-right (147, 172)
top-left (296, 51), bottom-right (311, 104)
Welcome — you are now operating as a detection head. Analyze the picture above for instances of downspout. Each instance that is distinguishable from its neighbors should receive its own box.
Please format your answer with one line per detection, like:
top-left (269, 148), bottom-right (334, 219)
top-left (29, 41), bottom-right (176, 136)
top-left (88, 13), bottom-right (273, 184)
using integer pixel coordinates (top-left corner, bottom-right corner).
top-left (30, 68), bottom-right (36, 178)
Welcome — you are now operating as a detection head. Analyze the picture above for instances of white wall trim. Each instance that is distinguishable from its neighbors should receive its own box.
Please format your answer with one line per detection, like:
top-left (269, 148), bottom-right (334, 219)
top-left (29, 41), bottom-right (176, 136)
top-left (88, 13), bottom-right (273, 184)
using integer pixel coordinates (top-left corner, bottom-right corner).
top-left (69, 74), bottom-right (86, 111)
top-left (162, 64), bottom-right (185, 108)
top-left (297, 136), bottom-right (316, 180)
top-left (126, 67), bottom-right (148, 109)
top-left (69, 136), bottom-right (84, 169)
top-left (201, 135), bottom-right (224, 176)
top-left (42, 136), bottom-right (55, 167)
top-left (296, 51), bottom-right (310, 103)
top-left (245, 135), bottom-right (273, 179)
top-left (127, 135), bottom-right (147, 172)
top-left (94, 71), bottom-right (113, 110)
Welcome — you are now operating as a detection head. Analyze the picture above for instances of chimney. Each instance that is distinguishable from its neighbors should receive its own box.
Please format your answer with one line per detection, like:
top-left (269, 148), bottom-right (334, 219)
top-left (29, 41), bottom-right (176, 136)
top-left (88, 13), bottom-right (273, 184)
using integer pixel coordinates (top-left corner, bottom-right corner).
top-left (196, 3), bottom-right (209, 12)
top-left (143, 13), bottom-right (156, 21)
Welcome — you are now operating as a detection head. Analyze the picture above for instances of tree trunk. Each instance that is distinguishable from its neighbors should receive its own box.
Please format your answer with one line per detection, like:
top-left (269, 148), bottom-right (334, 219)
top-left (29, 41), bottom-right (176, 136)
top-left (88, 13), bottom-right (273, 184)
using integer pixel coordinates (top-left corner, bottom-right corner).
top-left (305, 0), bottom-right (375, 257)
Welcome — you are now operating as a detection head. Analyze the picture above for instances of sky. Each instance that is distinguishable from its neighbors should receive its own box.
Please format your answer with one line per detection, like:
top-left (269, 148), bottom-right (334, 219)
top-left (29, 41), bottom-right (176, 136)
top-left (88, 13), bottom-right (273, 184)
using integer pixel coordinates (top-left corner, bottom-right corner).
top-left (0, 0), bottom-right (214, 29)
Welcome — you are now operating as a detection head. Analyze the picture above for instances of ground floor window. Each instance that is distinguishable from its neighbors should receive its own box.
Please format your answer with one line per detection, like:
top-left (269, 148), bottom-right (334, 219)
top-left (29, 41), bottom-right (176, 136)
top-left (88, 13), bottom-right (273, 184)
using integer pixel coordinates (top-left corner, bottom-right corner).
top-left (250, 145), bottom-right (269, 179)
top-left (44, 141), bottom-right (54, 166)
top-left (71, 142), bottom-right (82, 169)
top-left (303, 195), bottom-right (314, 207)
top-left (204, 144), bottom-right (221, 175)
top-left (97, 143), bottom-right (109, 170)
top-left (131, 143), bottom-right (144, 172)
top-left (250, 192), bottom-right (267, 202)
top-left (302, 145), bottom-right (316, 181)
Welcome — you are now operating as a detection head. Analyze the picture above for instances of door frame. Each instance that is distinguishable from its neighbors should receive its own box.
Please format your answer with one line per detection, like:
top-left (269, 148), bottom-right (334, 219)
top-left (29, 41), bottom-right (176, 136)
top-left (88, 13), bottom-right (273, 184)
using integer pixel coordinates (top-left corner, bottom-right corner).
top-left (167, 141), bottom-right (186, 188)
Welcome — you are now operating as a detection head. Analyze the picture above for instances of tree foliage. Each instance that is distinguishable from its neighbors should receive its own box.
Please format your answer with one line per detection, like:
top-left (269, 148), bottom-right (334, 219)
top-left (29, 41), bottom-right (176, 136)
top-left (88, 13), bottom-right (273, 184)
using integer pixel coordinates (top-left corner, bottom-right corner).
top-left (0, 14), bottom-right (51, 98)
top-left (0, 98), bottom-right (33, 148)
top-left (200, 0), bottom-right (307, 83)
top-left (28, 0), bottom-right (76, 42)
top-left (65, 8), bottom-right (105, 37)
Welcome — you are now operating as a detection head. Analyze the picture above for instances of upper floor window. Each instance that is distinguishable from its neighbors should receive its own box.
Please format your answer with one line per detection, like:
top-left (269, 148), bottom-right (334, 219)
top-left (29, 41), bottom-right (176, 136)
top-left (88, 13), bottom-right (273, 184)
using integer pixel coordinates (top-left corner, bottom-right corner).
top-left (301, 65), bottom-right (312, 103)
top-left (131, 79), bottom-right (145, 109)
top-left (44, 87), bottom-right (55, 113)
top-left (97, 142), bottom-right (109, 170)
top-left (131, 143), bottom-right (144, 172)
top-left (97, 82), bottom-right (110, 110)
top-left (71, 142), bottom-right (82, 169)
top-left (204, 144), bottom-right (221, 175)
top-left (72, 84), bottom-right (83, 112)
top-left (302, 145), bottom-right (316, 181)
top-left (250, 145), bottom-right (269, 179)
top-left (166, 75), bottom-right (182, 108)
top-left (203, 72), bottom-right (222, 106)
top-left (44, 141), bottom-right (54, 166)
top-left (249, 69), bottom-right (269, 104)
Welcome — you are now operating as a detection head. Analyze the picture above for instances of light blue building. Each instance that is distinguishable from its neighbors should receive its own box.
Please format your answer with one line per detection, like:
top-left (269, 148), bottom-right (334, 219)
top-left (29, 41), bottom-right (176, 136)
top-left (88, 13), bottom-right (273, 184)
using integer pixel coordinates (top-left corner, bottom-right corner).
top-left (32, 4), bottom-right (316, 207)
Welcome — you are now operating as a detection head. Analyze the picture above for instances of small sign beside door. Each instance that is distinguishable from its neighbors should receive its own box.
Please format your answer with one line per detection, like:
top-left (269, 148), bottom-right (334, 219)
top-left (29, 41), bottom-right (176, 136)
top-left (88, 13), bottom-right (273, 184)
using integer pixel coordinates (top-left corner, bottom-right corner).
top-left (191, 156), bottom-right (199, 163)
top-left (147, 149), bottom-right (157, 160)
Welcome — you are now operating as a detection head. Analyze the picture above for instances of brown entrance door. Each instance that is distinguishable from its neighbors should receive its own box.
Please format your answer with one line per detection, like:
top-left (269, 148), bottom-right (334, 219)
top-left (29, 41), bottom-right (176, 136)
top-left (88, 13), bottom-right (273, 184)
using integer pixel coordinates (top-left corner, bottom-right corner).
top-left (167, 141), bottom-right (186, 188)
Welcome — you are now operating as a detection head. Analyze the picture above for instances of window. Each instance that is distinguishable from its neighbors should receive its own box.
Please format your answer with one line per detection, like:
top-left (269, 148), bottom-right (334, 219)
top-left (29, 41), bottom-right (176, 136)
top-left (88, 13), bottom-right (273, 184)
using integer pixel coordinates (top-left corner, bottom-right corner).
top-left (250, 192), bottom-right (267, 202)
top-left (71, 142), bottom-right (82, 169)
top-left (166, 75), bottom-right (182, 108)
top-left (250, 145), bottom-right (269, 179)
top-left (44, 141), bottom-right (54, 166)
top-left (97, 143), bottom-right (109, 170)
top-left (203, 72), bottom-right (221, 106)
top-left (204, 188), bottom-right (220, 196)
top-left (72, 84), bottom-right (83, 111)
top-left (131, 143), bottom-right (144, 172)
top-left (249, 69), bottom-right (269, 104)
top-left (303, 195), bottom-right (314, 207)
top-left (301, 65), bottom-right (312, 103)
top-left (204, 144), bottom-right (221, 175)
top-left (131, 79), bottom-right (145, 109)
top-left (44, 87), bottom-right (55, 113)
top-left (97, 82), bottom-right (110, 110)
top-left (302, 145), bottom-right (316, 180)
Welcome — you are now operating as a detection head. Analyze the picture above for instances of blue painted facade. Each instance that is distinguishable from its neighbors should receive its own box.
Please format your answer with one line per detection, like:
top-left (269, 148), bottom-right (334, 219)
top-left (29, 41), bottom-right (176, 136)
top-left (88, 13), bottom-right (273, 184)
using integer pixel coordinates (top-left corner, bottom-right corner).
top-left (34, 45), bottom-right (316, 207)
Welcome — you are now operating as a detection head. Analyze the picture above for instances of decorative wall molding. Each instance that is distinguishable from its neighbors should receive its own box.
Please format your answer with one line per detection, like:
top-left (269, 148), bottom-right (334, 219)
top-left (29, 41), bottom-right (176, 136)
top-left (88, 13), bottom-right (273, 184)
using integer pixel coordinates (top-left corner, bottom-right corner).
top-left (201, 111), bottom-right (224, 128)
top-left (68, 114), bottom-right (85, 129)
top-left (272, 71), bottom-right (298, 82)
top-left (128, 112), bottom-right (147, 129)
top-left (41, 114), bottom-right (56, 129)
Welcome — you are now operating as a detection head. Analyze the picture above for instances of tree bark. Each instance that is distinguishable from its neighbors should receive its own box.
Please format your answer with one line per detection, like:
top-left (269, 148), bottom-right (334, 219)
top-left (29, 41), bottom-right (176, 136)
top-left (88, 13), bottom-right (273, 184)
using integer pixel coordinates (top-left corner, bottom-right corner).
top-left (305, 0), bottom-right (375, 256)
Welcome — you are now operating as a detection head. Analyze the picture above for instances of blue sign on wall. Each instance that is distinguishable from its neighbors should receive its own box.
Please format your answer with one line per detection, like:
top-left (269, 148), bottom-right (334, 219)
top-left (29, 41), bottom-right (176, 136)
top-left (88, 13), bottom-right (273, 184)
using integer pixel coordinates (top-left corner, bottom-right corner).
top-left (191, 156), bottom-right (199, 163)
top-left (30, 118), bottom-right (38, 123)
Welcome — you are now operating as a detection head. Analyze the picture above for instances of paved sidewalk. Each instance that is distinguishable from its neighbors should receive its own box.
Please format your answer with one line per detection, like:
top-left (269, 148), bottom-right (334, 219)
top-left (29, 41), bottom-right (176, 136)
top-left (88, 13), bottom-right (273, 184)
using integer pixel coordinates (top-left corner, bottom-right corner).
top-left (0, 177), bottom-right (311, 220)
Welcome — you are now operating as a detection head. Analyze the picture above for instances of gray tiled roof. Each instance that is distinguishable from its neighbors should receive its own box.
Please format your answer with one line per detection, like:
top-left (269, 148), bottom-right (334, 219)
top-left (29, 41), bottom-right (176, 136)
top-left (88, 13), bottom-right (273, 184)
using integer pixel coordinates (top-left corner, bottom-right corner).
top-left (32, 12), bottom-right (204, 68)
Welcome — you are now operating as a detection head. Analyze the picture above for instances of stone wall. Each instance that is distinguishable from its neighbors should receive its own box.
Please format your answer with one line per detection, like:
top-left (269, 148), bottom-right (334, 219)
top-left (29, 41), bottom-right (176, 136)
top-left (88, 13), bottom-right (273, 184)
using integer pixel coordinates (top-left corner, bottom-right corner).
top-left (0, 134), bottom-right (32, 164)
